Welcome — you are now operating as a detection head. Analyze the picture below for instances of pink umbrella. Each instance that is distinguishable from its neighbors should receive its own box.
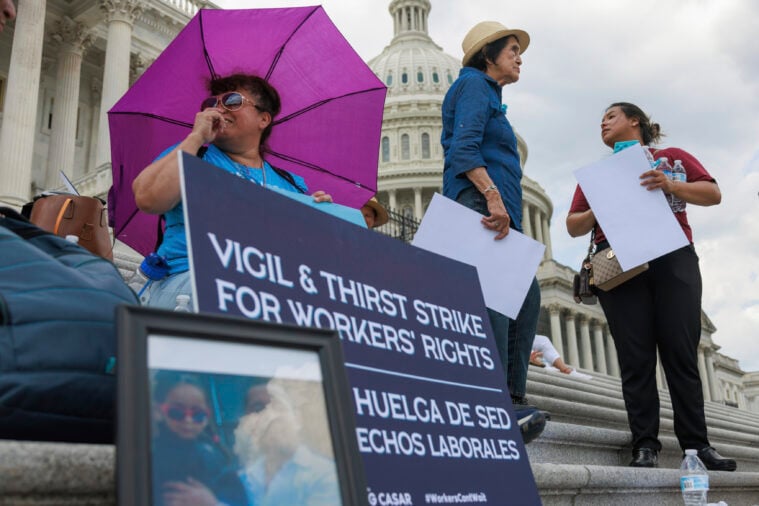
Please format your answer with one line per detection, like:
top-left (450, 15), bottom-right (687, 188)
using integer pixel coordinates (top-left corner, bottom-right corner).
top-left (108, 6), bottom-right (386, 255)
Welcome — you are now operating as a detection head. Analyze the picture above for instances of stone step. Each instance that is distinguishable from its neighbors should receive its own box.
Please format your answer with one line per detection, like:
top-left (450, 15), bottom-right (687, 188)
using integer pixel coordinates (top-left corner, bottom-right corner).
top-left (528, 421), bottom-right (759, 472)
top-left (0, 440), bottom-right (114, 505)
top-left (533, 463), bottom-right (759, 506)
top-left (4, 288), bottom-right (755, 505)
top-left (529, 364), bottom-right (759, 423)
top-left (526, 366), bottom-right (759, 450)
top-left (3, 441), bottom-right (758, 506)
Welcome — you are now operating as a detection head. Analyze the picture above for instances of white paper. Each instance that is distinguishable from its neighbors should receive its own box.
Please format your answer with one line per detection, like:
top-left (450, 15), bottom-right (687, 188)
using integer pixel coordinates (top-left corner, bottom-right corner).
top-left (544, 365), bottom-right (593, 380)
top-left (59, 170), bottom-right (79, 195)
top-left (573, 145), bottom-right (688, 270)
top-left (412, 193), bottom-right (545, 319)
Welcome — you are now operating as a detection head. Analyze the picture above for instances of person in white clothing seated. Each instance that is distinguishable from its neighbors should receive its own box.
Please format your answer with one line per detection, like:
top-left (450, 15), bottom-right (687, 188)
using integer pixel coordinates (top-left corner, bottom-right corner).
top-left (530, 334), bottom-right (573, 374)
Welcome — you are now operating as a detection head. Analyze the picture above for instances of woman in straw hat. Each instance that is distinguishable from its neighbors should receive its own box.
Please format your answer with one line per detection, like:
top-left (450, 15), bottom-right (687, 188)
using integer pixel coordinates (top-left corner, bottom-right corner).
top-left (361, 197), bottom-right (389, 229)
top-left (441, 21), bottom-right (544, 442)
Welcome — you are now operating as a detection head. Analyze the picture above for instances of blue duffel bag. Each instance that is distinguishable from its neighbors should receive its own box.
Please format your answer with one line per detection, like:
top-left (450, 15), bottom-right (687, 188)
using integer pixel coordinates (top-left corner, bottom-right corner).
top-left (0, 207), bottom-right (138, 443)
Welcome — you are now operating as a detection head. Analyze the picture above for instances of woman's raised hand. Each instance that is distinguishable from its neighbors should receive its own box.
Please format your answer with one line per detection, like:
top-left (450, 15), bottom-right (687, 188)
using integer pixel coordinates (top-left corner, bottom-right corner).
top-left (191, 109), bottom-right (225, 145)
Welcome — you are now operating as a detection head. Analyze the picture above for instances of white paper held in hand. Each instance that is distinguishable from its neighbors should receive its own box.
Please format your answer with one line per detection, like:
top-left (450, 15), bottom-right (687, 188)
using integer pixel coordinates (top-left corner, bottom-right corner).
top-left (573, 144), bottom-right (688, 270)
top-left (412, 193), bottom-right (545, 319)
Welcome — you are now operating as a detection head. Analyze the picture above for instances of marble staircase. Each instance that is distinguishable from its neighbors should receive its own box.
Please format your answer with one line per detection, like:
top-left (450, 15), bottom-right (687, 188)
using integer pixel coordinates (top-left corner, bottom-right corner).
top-left (526, 366), bottom-right (759, 505)
top-left (2, 367), bottom-right (757, 505)
top-left (1, 249), bottom-right (758, 505)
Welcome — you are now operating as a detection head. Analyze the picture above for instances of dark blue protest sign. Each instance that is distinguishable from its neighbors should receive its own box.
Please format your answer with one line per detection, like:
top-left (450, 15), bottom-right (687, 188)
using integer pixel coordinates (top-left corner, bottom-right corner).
top-left (180, 153), bottom-right (540, 505)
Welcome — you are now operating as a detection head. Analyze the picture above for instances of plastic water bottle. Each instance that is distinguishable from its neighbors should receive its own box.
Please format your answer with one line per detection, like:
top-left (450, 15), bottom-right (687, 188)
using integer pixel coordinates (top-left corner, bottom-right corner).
top-left (126, 253), bottom-right (169, 305)
top-left (656, 157), bottom-right (674, 209)
top-left (657, 156), bottom-right (672, 179)
top-left (173, 294), bottom-right (192, 312)
top-left (680, 449), bottom-right (708, 506)
top-left (671, 159), bottom-right (687, 212)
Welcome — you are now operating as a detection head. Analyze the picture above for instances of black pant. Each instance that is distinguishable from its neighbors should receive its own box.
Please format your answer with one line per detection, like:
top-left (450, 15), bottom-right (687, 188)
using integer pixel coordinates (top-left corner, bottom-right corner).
top-left (598, 245), bottom-right (709, 451)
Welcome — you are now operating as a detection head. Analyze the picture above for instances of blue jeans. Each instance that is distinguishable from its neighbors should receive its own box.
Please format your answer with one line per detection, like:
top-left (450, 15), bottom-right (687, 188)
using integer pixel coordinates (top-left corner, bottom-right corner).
top-left (456, 186), bottom-right (541, 398)
top-left (142, 270), bottom-right (193, 310)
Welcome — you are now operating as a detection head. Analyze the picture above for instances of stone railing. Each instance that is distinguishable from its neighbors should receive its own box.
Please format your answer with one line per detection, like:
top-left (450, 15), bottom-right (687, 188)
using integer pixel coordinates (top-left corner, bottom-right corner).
top-left (376, 208), bottom-right (420, 243)
top-left (159, 0), bottom-right (219, 17)
top-left (69, 164), bottom-right (113, 200)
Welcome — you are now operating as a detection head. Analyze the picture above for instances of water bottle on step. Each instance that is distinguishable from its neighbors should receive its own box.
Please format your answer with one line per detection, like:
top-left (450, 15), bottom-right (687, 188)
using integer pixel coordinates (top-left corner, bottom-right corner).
top-left (680, 449), bottom-right (708, 506)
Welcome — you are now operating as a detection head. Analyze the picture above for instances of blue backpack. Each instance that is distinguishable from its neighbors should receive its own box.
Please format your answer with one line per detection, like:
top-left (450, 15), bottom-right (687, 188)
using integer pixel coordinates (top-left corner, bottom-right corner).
top-left (0, 207), bottom-right (138, 443)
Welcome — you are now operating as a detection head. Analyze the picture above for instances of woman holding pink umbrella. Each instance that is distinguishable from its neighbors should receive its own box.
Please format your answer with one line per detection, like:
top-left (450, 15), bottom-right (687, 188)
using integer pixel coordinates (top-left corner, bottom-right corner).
top-left (133, 74), bottom-right (331, 310)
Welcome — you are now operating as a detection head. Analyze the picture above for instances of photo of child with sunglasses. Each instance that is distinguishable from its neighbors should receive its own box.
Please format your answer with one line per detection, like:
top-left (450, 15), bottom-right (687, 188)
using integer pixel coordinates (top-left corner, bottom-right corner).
top-left (151, 372), bottom-right (246, 506)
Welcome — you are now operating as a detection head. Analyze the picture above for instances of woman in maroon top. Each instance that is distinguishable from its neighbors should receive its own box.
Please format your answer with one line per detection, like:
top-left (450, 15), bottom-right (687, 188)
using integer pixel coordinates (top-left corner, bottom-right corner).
top-left (566, 102), bottom-right (735, 471)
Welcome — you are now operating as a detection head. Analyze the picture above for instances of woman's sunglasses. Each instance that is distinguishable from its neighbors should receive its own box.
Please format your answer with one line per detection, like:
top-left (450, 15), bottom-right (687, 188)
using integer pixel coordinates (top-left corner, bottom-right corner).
top-left (160, 403), bottom-right (210, 424)
top-left (200, 92), bottom-right (264, 113)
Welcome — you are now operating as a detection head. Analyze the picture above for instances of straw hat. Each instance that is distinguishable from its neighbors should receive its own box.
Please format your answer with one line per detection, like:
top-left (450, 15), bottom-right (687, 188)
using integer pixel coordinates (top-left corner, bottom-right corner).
top-left (461, 21), bottom-right (530, 66)
top-left (362, 197), bottom-right (388, 228)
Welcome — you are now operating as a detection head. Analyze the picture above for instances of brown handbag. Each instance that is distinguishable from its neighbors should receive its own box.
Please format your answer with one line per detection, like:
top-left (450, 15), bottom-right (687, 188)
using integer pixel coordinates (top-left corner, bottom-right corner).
top-left (589, 228), bottom-right (648, 291)
top-left (29, 194), bottom-right (113, 260)
top-left (573, 255), bottom-right (597, 304)
top-left (573, 229), bottom-right (597, 304)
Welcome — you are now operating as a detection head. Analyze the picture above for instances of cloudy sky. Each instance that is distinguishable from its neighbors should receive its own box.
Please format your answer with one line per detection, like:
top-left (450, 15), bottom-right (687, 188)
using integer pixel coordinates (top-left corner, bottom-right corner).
top-left (218, 0), bottom-right (759, 371)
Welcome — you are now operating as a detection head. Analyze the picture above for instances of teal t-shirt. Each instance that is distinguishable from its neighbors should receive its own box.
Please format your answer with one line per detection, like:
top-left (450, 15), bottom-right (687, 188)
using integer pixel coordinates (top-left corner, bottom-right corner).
top-left (155, 144), bottom-right (307, 274)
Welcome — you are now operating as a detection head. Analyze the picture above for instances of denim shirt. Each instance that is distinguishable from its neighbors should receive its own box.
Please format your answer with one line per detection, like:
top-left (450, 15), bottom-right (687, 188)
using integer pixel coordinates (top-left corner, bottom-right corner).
top-left (441, 67), bottom-right (523, 231)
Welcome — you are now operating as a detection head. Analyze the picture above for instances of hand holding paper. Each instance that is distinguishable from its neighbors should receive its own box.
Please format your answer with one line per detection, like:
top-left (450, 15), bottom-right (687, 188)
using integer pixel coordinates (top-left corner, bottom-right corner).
top-left (573, 144), bottom-right (688, 269)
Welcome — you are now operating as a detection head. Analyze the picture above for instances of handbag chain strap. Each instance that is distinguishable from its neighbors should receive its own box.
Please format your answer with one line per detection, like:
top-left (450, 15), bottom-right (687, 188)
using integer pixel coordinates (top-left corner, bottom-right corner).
top-left (587, 227), bottom-right (597, 260)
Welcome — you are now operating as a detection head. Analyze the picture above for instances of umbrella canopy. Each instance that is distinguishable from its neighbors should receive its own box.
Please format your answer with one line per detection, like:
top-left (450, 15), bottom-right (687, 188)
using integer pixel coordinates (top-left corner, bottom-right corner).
top-left (108, 6), bottom-right (386, 255)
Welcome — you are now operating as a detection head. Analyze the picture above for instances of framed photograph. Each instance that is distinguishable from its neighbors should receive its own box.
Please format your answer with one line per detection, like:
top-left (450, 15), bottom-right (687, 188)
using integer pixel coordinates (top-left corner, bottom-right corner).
top-left (117, 306), bottom-right (367, 506)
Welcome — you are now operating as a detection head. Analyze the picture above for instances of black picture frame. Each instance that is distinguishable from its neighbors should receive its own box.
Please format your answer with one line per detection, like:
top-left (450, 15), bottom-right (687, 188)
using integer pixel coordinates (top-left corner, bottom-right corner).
top-left (116, 306), bottom-right (367, 506)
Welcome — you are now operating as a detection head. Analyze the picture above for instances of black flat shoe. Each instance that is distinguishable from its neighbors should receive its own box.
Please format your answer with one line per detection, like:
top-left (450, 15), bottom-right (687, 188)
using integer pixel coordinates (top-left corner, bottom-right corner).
top-left (516, 407), bottom-right (546, 444)
top-left (697, 447), bottom-right (737, 472)
top-left (511, 395), bottom-right (551, 421)
top-left (629, 448), bottom-right (658, 468)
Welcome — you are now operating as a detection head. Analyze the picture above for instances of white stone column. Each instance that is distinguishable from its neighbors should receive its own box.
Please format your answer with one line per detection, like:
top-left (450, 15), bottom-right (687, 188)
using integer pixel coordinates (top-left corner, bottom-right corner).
top-left (705, 352), bottom-right (720, 402)
top-left (521, 203), bottom-right (532, 238)
top-left (95, 0), bottom-right (143, 168)
top-left (45, 18), bottom-right (93, 188)
top-left (578, 315), bottom-right (593, 370)
top-left (697, 348), bottom-right (711, 402)
top-left (592, 321), bottom-right (607, 374)
top-left (541, 214), bottom-right (552, 260)
top-left (548, 305), bottom-right (563, 358)
top-left (413, 187), bottom-right (422, 220)
top-left (533, 209), bottom-right (544, 245)
top-left (606, 328), bottom-right (620, 377)
top-left (564, 312), bottom-right (579, 369)
top-left (86, 79), bottom-right (102, 173)
top-left (0, 0), bottom-right (47, 205)
top-left (388, 189), bottom-right (397, 212)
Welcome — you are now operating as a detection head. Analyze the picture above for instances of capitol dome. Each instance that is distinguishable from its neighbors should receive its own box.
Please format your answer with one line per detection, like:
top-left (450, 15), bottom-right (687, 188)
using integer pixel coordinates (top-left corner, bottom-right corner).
top-left (369, 0), bottom-right (460, 101)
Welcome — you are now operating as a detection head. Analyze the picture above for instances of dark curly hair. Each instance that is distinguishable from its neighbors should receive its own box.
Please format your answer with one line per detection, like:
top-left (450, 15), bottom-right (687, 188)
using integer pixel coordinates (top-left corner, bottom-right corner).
top-left (209, 73), bottom-right (281, 147)
top-left (465, 35), bottom-right (515, 71)
top-left (608, 102), bottom-right (664, 146)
